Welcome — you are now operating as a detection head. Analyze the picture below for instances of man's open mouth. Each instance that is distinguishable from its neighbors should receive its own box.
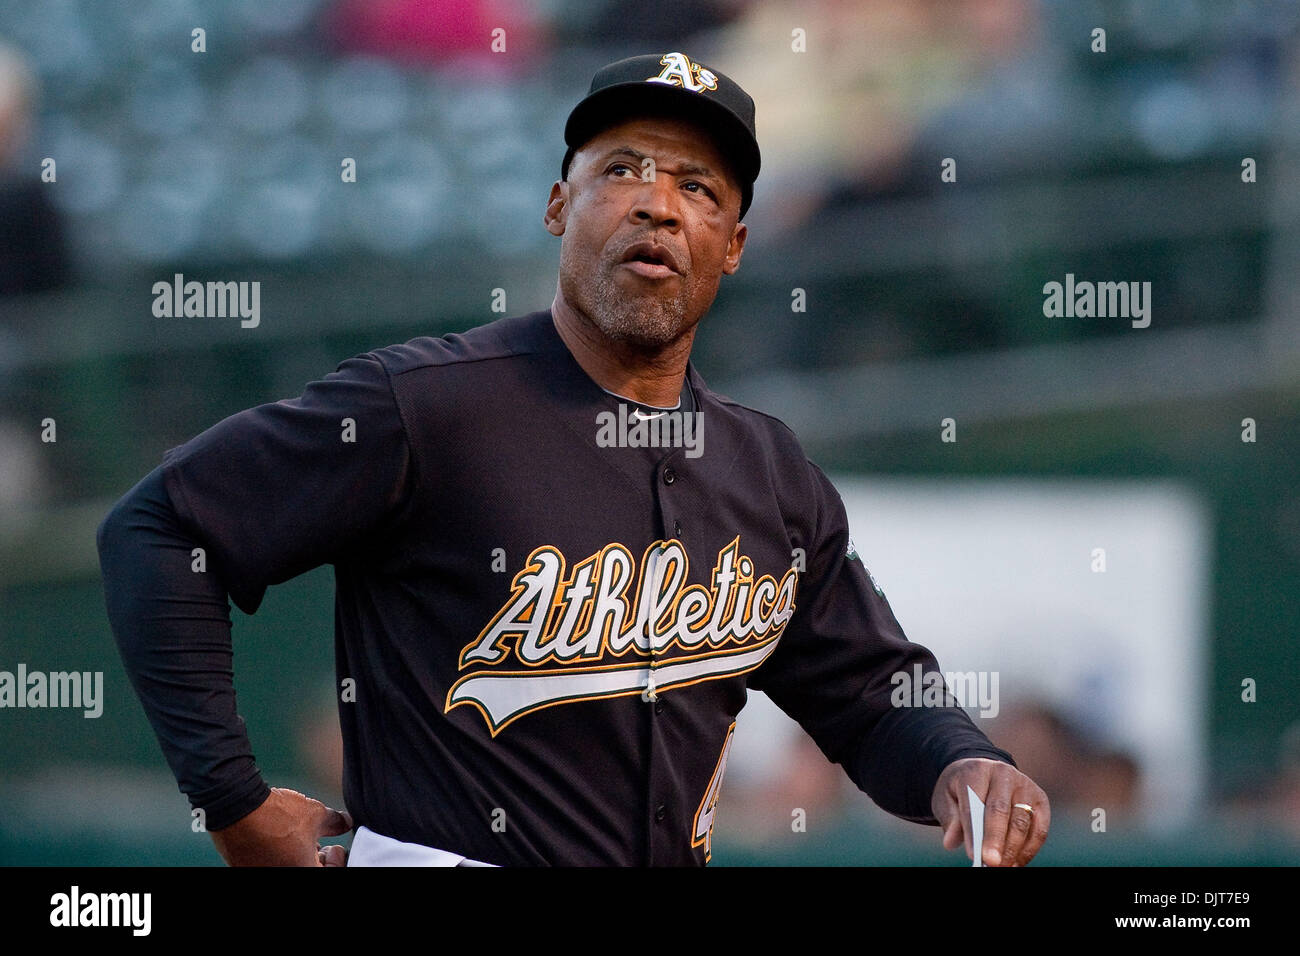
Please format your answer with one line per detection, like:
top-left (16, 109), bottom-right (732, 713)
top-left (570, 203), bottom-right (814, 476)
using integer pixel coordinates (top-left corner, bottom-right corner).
top-left (620, 241), bottom-right (681, 278)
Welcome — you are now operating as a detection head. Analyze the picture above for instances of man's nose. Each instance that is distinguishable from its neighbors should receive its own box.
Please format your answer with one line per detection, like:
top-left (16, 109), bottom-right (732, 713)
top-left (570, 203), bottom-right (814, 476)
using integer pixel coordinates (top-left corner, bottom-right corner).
top-left (628, 175), bottom-right (681, 229)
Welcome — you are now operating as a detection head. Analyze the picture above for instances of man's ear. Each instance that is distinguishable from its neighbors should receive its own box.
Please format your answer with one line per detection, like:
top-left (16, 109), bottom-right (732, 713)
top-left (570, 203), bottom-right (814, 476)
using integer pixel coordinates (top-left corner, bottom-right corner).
top-left (721, 221), bottom-right (747, 275)
top-left (544, 181), bottom-right (568, 236)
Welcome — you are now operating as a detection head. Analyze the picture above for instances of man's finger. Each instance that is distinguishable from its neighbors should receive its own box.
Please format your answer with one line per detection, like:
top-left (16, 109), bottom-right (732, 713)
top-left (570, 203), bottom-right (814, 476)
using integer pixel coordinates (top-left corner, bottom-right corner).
top-left (1000, 796), bottom-right (1036, 865)
top-left (318, 843), bottom-right (348, 867)
top-left (930, 771), bottom-right (962, 852)
top-left (1015, 794), bottom-right (1051, 866)
top-left (979, 773), bottom-right (1016, 866)
top-left (938, 794), bottom-right (963, 852)
top-left (942, 815), bottom-right (963, 852)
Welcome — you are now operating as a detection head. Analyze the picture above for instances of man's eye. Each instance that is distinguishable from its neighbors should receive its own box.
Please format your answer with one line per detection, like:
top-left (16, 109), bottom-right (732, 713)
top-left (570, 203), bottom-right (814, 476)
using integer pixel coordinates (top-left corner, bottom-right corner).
top-left (609, 163), bottom-right (636, 177)
top-left (683, 181), bottom-right (716, 201)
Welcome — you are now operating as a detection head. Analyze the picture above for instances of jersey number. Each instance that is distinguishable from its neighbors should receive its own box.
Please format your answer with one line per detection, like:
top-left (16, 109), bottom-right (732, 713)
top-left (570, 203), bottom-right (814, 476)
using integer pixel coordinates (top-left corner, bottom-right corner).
top-left (691, 720), bottom-right (736, 863)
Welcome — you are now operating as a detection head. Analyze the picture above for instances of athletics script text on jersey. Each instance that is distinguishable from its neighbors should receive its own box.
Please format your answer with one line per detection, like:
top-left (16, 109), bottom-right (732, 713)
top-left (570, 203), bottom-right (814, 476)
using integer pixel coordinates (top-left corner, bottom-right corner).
top-left (447, 536), bottom-right (798, 734)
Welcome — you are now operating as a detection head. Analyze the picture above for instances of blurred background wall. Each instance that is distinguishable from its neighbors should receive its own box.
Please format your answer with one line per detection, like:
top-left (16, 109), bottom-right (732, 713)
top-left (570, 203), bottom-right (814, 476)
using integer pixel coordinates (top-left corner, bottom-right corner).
top-left (1, 0), bottom-right (1298, 865)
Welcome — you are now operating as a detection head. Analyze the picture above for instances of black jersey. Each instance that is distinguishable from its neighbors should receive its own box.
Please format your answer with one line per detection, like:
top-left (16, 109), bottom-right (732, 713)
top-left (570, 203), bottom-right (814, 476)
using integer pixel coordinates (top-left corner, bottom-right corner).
top-left (98, 308), bottom-right (1013, 865)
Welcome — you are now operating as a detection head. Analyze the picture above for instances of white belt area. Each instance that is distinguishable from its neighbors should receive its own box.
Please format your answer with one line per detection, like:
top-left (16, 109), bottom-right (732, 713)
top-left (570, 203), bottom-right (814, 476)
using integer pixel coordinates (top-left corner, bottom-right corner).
top-left (347, 825), bottom-right (498, 867)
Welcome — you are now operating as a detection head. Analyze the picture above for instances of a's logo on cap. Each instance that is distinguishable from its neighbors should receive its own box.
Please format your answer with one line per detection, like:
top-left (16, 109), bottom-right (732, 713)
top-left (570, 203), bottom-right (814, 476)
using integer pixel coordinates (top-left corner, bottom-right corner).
top-left (647, 52), bottom-right (718, 94)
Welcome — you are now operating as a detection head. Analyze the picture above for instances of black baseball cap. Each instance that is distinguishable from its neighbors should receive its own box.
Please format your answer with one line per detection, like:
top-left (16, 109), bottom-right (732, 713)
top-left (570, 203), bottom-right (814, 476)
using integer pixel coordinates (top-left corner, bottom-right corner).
top-left (561, 52), bottom-right (760, 218)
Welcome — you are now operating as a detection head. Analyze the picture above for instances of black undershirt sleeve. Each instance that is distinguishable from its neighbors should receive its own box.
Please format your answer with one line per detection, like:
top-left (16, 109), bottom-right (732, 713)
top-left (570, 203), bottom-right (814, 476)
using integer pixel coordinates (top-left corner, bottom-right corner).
top-left (96, 352), bottom-right (412, 831)
top-left (847, 697), bottom-right (1016, 825)
top-left (97, 465), bottom-right (271, 830)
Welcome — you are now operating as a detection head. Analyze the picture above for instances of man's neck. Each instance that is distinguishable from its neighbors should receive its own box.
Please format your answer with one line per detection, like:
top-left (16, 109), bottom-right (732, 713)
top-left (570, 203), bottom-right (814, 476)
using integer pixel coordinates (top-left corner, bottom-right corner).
top-left (550, 292), bottom-right (695, 408)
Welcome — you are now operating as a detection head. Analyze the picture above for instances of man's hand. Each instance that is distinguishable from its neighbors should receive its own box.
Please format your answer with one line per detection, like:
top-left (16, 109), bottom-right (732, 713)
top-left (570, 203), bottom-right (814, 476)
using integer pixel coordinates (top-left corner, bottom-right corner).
top-left (209, 787), bottom-right (352, 867)
top-left (931, 757), bottom-right (1049, 866)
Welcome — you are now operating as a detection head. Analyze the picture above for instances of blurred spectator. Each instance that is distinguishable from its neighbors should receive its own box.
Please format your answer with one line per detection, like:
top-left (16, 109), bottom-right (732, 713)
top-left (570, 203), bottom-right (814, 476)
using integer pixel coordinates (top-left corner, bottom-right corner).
top-left (0, 417), bottom-right (45, 538)
top-left (722, 731), bottom-right (848, 844)
top-left (0, 41), bottom-right (69, 295)
top-left (1221, 719), bottom-right (1300, 847)
top-left (987, 701), bottom-right (1140, 824)
top-left (324, 0), bottom-right (549, 72)
top-left (706, 0), bottom-right (1041, 232)
top-left (1272, 721), bottom-right (1300, 842)
top-left (720, 690), bottom-right (852, 845)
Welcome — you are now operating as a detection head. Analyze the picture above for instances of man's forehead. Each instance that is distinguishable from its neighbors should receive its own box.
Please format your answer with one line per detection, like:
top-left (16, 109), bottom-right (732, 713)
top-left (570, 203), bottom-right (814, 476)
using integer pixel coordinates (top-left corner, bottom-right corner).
top-left (579, 117), bottom-right (737, 177)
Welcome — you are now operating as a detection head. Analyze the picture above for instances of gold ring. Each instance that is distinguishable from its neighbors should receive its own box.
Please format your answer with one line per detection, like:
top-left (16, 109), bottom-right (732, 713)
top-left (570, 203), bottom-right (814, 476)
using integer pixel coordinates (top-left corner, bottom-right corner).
top-left (1013, 803), bottom-right (1035, 814)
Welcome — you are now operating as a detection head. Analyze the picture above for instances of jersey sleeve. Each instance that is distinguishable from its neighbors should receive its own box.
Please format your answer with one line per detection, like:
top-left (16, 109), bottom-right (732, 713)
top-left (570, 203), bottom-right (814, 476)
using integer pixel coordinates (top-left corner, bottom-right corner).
top-left (160, 353), bottom-right (415, 614)
top-left (98, 466), bottom-right (272, 830)
top-left (746, 462), bottom-right (1015, 824)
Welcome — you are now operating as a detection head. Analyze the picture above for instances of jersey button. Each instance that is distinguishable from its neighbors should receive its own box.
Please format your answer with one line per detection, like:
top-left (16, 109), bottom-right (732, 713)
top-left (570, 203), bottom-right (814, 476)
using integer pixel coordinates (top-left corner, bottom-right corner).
top-left (663, 468), bottom-right (676, 485)
top-left (654, 700), bottom-right (664, 715)
top-left (654, 804), bottom-right (667, 823)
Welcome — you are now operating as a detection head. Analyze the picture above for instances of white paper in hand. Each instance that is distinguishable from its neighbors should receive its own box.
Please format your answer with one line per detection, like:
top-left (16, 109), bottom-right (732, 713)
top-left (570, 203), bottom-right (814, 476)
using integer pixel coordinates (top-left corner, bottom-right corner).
top-left (967, 785), bottom-right (984, 867)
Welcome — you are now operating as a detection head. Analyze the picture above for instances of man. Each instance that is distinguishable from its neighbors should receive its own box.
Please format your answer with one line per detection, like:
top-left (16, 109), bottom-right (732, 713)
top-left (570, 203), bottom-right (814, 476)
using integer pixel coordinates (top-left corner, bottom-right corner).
top-left (97, 52), bottom-right (1049, 867)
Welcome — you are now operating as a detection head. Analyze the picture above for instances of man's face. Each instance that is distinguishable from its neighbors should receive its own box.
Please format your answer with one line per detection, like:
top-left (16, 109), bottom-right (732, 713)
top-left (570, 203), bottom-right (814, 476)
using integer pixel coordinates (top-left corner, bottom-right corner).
top-left (545, 114), bottom-right (748, 350)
